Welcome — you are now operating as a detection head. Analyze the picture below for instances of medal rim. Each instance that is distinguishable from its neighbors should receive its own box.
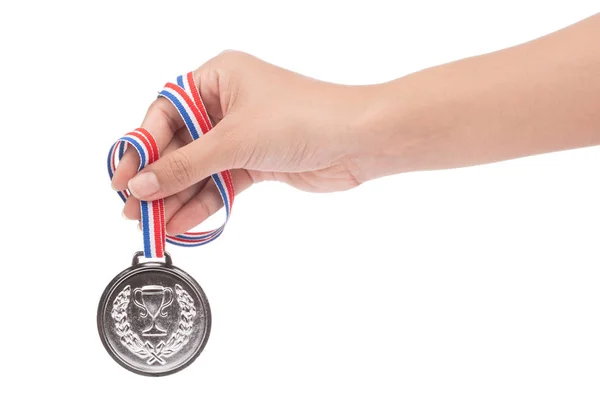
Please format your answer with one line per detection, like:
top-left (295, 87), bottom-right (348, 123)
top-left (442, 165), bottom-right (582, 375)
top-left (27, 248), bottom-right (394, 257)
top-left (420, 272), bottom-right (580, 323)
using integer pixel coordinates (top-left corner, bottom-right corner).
top-left (97, 256), bottom-right (211, 377)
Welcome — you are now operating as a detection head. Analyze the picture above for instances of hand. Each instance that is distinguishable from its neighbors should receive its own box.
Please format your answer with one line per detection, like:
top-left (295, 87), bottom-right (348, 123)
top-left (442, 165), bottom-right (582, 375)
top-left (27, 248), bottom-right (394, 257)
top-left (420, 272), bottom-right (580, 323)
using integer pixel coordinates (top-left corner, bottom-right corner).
top-left (114, 16), bottom-right (600, 236)
top-left (112, 51), bottom-right (375, 235)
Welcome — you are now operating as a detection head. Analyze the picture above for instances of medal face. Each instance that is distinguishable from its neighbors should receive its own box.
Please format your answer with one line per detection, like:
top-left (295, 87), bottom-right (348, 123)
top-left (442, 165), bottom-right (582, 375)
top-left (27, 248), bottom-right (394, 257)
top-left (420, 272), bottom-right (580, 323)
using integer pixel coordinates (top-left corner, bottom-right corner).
top-left (98, 253), bottom-right (211, 376)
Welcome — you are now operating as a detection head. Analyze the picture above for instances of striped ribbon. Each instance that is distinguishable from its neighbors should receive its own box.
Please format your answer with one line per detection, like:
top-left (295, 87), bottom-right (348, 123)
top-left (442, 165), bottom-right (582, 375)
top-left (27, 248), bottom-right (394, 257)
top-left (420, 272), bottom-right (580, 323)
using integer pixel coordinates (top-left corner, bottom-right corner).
top-left (107, 72), bottom-right (235, 258)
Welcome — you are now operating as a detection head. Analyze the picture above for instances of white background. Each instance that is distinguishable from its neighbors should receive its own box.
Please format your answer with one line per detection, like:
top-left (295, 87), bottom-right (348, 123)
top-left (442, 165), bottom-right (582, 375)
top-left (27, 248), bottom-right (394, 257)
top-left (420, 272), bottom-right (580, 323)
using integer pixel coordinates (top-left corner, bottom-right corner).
top-left (1, 1), bottom-right (599, 410)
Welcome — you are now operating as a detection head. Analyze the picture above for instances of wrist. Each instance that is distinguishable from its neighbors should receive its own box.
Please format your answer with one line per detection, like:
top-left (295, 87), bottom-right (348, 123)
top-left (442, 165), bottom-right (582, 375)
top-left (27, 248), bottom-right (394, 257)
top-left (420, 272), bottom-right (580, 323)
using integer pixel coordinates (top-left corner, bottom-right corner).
top-left (348, 81), bottom-right (426, 183)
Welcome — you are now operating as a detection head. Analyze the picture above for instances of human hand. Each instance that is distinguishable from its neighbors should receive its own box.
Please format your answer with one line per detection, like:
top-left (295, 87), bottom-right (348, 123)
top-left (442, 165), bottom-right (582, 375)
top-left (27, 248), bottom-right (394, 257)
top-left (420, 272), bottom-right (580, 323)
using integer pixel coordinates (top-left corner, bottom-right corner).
top-left (113, 51), bottom-right (378, 235)
top-left (114, 16), bottom-right (600, 236)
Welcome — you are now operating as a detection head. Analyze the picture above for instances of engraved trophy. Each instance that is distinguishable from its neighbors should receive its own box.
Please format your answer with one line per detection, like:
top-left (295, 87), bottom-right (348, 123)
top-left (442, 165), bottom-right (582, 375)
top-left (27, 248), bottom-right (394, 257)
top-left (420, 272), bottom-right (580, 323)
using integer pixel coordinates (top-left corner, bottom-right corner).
top-left (133, 285), bottom-right (174, 336)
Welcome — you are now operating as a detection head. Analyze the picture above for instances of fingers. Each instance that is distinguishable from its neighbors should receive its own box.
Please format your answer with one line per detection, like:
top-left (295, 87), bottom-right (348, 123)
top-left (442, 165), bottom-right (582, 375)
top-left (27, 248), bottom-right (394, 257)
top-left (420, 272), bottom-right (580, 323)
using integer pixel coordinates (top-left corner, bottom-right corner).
top-left (122, 177), bottom-right (208, 221)
top-left (115, 51), bottom-right (255, 198)
top-left (166, 169), bottom-right (253, 235)
top-left (127, 117), bottom-right (250, 201)
top-left (122, 169), bottom-right (253, 236)
top-left (111, 97), bottom-right (184, 191)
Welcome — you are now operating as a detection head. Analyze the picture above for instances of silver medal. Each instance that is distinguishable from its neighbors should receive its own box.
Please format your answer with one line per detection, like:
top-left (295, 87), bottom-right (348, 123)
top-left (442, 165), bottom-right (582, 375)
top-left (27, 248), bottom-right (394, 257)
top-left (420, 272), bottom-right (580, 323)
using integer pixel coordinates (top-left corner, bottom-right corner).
top-left (98, 252), bottom-right (211, 376)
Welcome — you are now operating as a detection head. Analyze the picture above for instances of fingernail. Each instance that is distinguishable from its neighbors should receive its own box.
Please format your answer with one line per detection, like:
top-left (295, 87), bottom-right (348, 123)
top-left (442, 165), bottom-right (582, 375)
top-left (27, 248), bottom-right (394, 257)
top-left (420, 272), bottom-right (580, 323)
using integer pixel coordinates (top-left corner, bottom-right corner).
top-left (111, 179), bottom-right (123, 191)
top-left (137, 222), bottom-right (142, 232)
top-left (128, 172), bottom-right (159, 198)
top-left (122, 209), bottom-right (130, 220)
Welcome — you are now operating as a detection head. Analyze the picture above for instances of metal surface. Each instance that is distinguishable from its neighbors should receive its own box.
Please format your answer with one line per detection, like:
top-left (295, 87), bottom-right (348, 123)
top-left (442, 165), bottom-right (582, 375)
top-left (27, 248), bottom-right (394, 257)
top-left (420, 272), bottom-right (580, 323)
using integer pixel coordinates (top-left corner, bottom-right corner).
top-left (98, 252), bottom-right (211, 376)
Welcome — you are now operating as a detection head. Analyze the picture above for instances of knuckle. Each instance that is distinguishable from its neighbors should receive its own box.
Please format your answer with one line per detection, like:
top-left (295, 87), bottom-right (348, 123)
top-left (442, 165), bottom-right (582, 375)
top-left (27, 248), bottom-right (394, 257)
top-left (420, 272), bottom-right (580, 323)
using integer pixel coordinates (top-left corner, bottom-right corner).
top-left (192, 195), bottom-right (213, 219)
top-left (209, 50), bottom-right (253, 74)
top-left (217, 49), bottom-right (248, 63)
top-left (218, 49), bottom-right (236, 56)
top-left (148, 99), bottom-right (178, 133)
top-left (198, 51), bottom-right (254, 110)
top-left (164, 151), bottom-right (194, 187)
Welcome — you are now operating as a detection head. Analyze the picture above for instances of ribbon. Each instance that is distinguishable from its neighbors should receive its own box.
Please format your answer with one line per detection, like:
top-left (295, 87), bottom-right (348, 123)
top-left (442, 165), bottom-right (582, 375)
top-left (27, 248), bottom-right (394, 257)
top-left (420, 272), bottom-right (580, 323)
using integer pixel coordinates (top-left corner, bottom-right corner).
top-left (107, 72), bottom-right (235, 258)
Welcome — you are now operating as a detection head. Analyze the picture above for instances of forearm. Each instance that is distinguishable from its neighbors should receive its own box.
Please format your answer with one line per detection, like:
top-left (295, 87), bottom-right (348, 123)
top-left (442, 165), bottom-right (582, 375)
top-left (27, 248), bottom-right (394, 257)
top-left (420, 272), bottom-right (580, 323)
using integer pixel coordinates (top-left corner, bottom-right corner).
top-left (357, 13), bottom-right (600, 181)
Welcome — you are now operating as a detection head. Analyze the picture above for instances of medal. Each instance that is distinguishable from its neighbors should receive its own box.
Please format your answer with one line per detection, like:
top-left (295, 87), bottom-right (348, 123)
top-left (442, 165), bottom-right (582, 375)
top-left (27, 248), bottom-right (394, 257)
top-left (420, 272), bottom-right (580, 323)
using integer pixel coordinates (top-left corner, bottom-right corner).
top-left (99, 73), bottom-right (235, 376)
top-left (98, 252), bottom-right (211, 376)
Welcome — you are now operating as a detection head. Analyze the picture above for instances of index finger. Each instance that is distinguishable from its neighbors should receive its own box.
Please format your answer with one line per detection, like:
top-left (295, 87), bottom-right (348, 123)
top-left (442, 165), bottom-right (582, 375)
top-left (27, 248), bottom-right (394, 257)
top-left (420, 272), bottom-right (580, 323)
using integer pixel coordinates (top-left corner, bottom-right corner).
top-left (111, 97), bottom-right (184, 191)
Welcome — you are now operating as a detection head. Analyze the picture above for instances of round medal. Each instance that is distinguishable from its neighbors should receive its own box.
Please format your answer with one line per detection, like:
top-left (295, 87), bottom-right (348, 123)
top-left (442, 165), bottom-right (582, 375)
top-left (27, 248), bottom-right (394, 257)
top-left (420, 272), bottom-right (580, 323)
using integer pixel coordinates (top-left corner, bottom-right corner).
top-left (98, 252), bottom-right (211, 376)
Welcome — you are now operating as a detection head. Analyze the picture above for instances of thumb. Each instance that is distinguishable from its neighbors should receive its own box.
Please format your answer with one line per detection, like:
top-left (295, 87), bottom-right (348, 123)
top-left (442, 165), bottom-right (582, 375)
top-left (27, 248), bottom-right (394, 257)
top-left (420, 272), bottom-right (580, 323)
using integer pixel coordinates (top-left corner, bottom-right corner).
top-left (127, 119), bottom-right (245, 201)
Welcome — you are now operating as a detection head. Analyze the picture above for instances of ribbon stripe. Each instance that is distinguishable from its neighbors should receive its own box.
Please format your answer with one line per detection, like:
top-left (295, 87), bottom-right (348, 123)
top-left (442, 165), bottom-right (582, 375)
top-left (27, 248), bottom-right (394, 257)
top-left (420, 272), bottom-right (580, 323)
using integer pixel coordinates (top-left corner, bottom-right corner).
top-left (107, 72), bottom-right (235, 258)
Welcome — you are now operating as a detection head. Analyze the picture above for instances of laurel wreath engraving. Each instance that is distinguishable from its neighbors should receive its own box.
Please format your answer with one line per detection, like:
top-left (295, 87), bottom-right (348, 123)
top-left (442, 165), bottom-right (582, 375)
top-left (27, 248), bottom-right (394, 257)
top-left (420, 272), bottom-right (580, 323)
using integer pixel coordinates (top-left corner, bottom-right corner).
top-left (111, 284), bottom-right (197, 365)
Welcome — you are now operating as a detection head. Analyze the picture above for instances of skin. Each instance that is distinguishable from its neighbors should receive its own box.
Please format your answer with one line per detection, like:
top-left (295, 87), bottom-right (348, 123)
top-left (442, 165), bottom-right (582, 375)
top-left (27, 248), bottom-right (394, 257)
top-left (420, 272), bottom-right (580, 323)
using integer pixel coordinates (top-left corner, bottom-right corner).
top-left (113, 13), bottom-right (600, 235)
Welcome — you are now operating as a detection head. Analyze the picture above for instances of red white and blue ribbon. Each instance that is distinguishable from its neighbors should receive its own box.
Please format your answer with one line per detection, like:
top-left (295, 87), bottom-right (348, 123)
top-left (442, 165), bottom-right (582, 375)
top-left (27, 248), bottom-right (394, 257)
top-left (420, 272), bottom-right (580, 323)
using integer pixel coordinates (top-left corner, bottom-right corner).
top-left (107, 72), bottom-right (235, 258)
top-left (108, 128), bottom-right (166, 258)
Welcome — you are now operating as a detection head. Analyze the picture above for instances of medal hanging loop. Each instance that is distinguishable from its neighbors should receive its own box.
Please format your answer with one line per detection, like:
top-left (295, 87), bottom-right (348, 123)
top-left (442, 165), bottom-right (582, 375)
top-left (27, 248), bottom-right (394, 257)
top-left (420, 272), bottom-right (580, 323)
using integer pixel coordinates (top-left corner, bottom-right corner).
top-left (131, 251), bottom-right (173, 266)
top-left (107, 72), bottom-right (235, 258)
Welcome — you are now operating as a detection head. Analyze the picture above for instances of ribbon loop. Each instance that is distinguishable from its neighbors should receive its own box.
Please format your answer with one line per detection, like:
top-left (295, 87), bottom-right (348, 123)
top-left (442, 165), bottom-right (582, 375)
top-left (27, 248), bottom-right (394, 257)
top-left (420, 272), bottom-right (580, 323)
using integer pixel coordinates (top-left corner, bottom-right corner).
top-left (107, 72), bottom-right (235, 258)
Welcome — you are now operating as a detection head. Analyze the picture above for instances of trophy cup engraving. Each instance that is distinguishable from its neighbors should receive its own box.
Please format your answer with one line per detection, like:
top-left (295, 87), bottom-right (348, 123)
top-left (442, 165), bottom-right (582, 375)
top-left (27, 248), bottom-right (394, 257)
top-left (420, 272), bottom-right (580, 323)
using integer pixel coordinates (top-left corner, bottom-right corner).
top-left (133, 285), bottom-right (174, 336)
